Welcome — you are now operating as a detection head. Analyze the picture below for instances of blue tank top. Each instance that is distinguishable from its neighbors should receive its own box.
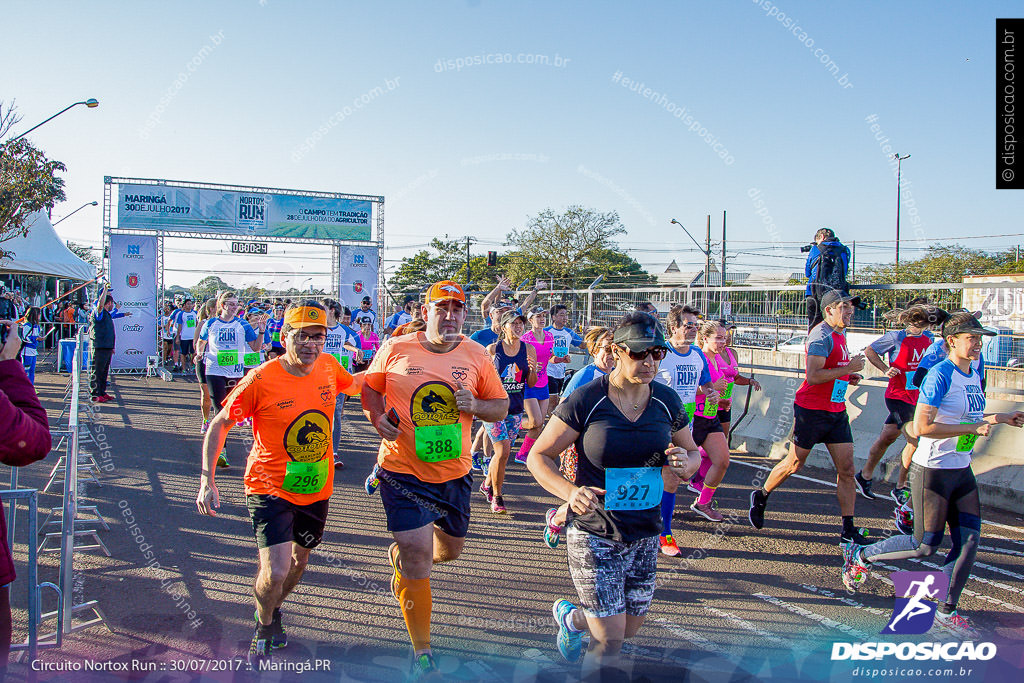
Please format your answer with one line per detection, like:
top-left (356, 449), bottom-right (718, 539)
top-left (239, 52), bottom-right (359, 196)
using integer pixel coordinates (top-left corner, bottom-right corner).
top-left (494, 339), bottom-right (530, 416)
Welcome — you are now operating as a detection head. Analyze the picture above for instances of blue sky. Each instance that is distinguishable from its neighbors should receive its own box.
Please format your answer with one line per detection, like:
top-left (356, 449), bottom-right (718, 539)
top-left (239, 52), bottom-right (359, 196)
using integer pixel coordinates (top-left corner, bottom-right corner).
top-left (3, 1), bottom-right (1021, 288)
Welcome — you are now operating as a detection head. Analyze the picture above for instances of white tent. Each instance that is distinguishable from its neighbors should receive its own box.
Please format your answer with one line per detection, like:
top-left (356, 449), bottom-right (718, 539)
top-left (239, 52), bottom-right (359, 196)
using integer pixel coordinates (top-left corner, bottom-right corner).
top-left (0, 210), bottom-right (96, 281)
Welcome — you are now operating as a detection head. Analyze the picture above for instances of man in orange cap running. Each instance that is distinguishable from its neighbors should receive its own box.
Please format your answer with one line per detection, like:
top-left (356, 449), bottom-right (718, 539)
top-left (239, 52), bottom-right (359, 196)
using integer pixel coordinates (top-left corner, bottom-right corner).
top-left (361, 280), bottom-right (508, 680)
top-left (196, 300), bottom-right (361, 667)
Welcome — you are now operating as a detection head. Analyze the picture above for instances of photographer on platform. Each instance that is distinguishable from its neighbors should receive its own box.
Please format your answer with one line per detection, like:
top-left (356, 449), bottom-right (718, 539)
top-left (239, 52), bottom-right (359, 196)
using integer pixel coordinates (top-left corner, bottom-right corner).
top-left (804, 228), bottom-right (852, 331)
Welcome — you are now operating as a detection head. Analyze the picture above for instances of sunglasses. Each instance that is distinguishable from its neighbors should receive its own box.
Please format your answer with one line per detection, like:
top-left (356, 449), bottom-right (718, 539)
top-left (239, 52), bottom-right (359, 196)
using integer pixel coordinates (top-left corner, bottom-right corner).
top-left (617, 345), bottom-right (668, 361)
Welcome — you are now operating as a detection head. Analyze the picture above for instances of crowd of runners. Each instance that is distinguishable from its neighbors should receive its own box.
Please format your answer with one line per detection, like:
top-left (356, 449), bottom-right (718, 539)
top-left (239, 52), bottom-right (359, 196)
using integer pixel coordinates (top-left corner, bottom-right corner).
top-left (170, 275), bottom-right (1024, 681)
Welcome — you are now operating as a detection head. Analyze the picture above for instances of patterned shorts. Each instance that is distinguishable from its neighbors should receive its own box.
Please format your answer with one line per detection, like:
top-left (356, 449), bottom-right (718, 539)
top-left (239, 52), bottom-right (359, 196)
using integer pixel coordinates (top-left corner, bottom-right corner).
top-left (485, 413), bottom-right (523, 443)
top-left (566, 528), bottom-right (659, 618)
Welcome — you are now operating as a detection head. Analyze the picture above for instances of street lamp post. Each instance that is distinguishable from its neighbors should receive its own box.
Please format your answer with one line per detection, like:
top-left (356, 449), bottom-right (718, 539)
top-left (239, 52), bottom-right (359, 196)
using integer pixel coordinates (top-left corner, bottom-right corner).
top-left (5, 99), bottom-right (100, 144)
top-left (893, 153), bottom-right (910, 283)
top-left (53, 201), bottom-right (98, 226)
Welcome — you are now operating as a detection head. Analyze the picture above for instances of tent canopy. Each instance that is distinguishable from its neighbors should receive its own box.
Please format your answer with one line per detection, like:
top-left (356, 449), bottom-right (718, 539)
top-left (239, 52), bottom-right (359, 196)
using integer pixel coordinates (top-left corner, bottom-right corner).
top-left (0, 210), bottom-right (96, 281)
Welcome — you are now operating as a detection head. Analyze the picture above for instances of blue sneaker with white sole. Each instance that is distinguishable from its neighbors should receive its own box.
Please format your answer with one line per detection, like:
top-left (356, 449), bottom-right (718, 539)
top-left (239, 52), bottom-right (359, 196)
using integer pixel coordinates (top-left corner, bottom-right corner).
top-left (553, 599), bottom-right (584, 663)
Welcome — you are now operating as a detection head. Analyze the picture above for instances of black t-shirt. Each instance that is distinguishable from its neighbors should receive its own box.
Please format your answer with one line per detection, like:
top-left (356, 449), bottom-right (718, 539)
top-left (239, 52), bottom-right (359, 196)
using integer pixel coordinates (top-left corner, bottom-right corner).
top-left (554, 374), bottom-right (689, 543)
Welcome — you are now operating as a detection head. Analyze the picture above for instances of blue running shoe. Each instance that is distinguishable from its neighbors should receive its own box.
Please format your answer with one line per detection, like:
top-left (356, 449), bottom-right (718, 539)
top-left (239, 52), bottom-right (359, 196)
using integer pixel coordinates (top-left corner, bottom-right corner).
top-left (481, 456), bottom-right (491, 478)
top-left (471, 451), bottom-right (485, 472)
top-left (364, 465), bottom-right (380, 496)
top-left (552, 599), bottom-right (584, 663)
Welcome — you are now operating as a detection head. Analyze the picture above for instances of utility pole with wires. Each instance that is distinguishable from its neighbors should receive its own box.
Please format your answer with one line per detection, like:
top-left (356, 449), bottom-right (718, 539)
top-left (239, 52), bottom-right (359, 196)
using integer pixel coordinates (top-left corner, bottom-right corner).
top-left (464, 236), bottom-right (476, 293)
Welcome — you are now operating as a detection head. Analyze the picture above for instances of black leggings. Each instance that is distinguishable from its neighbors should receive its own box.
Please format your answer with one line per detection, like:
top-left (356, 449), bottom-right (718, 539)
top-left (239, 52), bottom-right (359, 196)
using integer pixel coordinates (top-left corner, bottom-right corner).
top-left (862, 462), bottom-right (981, 610)
top-left (206, 375), bottom-right (240, 417)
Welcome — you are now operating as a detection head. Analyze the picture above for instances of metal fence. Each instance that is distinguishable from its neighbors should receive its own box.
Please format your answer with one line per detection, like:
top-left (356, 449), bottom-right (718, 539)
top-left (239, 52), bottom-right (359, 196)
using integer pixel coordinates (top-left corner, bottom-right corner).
top-left (463, 282), bottom-right (1024, 368)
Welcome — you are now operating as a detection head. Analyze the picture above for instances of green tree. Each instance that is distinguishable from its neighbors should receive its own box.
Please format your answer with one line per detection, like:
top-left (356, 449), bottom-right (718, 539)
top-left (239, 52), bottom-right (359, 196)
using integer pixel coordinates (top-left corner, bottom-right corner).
top-left (0, 137), bottom-right (67, 259)
top-left (66, 240), bottom-right (99, 267)
top-left (192, 275), bottom-right (232, 300)
top-left (388, 238), bottom-right (466, 291)
top-left (858, 244), bottom-right (1016, 310)
top-left (506, 206), bottom-right (638, 288)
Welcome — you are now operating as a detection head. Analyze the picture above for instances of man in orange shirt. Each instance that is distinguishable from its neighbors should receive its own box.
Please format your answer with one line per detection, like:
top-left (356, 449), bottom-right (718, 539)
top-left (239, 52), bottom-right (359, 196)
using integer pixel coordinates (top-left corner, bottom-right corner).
top-left (362, 280), bottom-right (508, 679)
top-left (195, 300), bottom-right (359, 667)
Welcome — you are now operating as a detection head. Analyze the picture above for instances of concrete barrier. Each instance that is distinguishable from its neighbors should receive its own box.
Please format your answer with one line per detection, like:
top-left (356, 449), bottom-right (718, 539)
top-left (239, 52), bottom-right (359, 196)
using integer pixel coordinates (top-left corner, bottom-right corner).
top-left (726, 348), bottom-right (1024, 515)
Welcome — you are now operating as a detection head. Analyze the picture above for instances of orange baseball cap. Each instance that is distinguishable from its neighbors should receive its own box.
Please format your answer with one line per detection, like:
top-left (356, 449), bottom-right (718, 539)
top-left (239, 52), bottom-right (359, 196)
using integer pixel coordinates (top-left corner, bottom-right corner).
top-left (284, 305), bottom-right (327, 329)
top-left (425, 280), bottom-right (466, 304)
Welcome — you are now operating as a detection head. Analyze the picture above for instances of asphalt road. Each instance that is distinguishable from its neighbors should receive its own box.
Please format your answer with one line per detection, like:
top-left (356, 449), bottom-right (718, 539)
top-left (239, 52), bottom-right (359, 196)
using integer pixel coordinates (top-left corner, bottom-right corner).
top-left (6, 367), bottom-right (1023, 682)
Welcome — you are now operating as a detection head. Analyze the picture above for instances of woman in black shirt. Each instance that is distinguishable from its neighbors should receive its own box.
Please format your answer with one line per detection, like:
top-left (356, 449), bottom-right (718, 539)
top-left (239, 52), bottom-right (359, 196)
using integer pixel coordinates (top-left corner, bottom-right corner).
top-left (528, 313), bottom-right (700, 677)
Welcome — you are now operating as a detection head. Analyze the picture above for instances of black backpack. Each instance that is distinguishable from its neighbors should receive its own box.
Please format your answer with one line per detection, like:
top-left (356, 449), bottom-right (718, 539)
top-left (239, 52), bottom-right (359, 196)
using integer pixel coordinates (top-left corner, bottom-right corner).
top-left (811, 242), bottom-right (849, 295)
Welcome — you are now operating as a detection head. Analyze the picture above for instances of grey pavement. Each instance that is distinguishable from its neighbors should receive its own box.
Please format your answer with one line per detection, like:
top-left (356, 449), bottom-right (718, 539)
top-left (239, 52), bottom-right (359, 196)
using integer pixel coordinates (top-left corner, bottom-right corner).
top-left (5, 366), bottom-right (1024, 682)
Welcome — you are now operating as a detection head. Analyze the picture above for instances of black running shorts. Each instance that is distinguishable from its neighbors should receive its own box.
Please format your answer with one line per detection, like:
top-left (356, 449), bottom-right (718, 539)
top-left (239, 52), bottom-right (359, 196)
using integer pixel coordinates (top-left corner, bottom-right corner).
top-left (692, 414), bottom-right (724, 447)
top-left (246, 495), bottom-right (330, 549)
top-left (792, 404), bottom-right (852, 449)
top-left (884, 397), bottom-right (916, 429)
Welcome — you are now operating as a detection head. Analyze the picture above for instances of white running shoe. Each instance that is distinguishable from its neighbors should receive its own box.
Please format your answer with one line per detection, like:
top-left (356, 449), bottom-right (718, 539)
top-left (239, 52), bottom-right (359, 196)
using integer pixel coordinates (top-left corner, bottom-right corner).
top-left (933, 609), bottom-right (980, 640)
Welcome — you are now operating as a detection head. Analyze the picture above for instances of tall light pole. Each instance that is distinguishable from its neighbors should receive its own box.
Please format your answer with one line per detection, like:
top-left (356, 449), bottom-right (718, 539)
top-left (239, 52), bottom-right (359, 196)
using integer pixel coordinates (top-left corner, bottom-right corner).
top-left (53, 201), bottom-right (98, 226)
top-left (893, 153), bottom-right (910, 283)
top-left (5, 99), bottom-right (100, 144)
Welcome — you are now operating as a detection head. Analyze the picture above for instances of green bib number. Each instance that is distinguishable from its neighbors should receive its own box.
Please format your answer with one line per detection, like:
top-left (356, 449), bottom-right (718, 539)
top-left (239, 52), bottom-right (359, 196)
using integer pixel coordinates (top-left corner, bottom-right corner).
top-left (415, 423), bottom-right (463, 462)
top-left (340, 354), bottom-right (350, 369)
top-left (956, 422), bottom-right (979, 453)
top-left (701, 397), bottom-right (719, 418)
top-left (722, 382), bottom-right (734, 399)
top-left (216, 349), bottom-right (239, 367)
top-left (330, 352), bottom-right (342, 363)
top-left (684, 401), bottom-right (697, 425)
top-left (243, 352), bottom-right (260, 366)
top-left (186, 318), bottom-right (196, 328)
top-left (271, 331), bottom-right (280, 342)
top-left (281, 459), bottom-right (329, 495)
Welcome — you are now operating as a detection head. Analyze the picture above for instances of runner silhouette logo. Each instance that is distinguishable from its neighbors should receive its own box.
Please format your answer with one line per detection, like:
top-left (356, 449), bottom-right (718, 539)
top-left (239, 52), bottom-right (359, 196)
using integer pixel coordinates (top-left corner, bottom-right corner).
top-left (883, 571), bottom-right (949, 634)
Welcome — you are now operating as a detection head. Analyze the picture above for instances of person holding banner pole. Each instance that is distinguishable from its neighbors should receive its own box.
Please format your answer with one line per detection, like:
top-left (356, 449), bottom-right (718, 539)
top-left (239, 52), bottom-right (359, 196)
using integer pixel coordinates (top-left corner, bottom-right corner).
top-left (90, 281), bottom-right (131, 403)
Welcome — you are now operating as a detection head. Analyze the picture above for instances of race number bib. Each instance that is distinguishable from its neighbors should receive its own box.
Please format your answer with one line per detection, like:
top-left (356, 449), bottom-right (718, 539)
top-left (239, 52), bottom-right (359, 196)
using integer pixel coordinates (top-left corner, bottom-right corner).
top-left (604, 467), bottom-right (663, 511)
top-left (684, 402), bottom-right (697, 425)
top-left (243, 352), bottom-right (260, 366)
top-left (339, 354), bottom-right (350, 370)
top-left (904, 372), bottom-right (918, 392)
top-left (553, 340), bottom-right (569, 357)
top-left (363, 348), bottom-right (375, 362)
top-left (281, 459), bottom-right (329, 495)
top-left (831, 379), bottom-right (849, 403)
top-left (722, 382), bottom-right (734, 399)
top-left (415, 423), bottom-right (463, 462)
top-left (271, 331), bottom-right (280, 342)
top-left (216, 350), bottom-right (239, 367)
top-left (186, 318), bottom-right (196, 328)
top-left (956, 422), bottom-right (979, 453)
top-left (701, 396), bottom-right (719, 418)
top-left (329, 352), bottom-right (342, 363)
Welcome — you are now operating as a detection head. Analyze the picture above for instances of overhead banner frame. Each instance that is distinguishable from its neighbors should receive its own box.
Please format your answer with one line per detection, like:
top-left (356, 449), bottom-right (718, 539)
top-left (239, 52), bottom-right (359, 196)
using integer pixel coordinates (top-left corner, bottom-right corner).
top-left (102, 176), bottom-right (384, 372)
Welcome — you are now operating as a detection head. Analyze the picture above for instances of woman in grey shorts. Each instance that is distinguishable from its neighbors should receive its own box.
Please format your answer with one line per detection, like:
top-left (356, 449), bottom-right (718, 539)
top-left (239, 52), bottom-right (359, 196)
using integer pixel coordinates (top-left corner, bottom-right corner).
top-left (528, 312), bottom-right (700, 678)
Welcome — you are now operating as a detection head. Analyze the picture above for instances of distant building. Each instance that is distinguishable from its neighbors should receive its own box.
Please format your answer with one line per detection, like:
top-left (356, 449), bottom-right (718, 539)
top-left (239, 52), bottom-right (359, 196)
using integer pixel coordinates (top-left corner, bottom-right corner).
top-left (656, 261), bottom-right (803, 288)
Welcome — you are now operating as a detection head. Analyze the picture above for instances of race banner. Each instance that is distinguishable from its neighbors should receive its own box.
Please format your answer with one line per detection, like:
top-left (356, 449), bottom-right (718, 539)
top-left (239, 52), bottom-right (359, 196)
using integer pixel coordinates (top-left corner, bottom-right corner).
top-left (108, 234), bottom-right (158, 370)
top-left (117, 183), bottom-right (372, 240)
top-left (338, 246), bottom-right (380, 318)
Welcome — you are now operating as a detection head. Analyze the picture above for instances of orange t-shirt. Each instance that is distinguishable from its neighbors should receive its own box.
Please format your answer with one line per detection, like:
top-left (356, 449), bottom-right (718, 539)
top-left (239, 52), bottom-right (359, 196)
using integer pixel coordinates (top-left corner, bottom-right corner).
top-left (224, 354), bottom-right (359, 505)
top-left (364, 333), bottom-right (507, 484)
